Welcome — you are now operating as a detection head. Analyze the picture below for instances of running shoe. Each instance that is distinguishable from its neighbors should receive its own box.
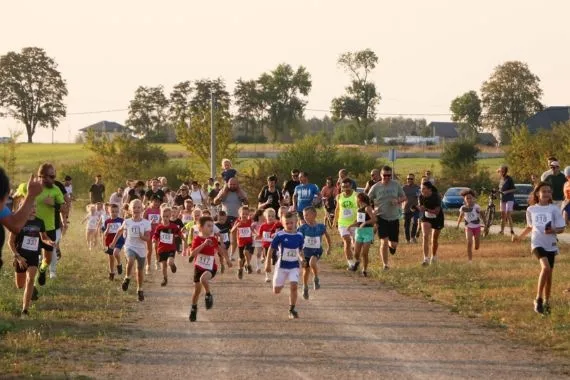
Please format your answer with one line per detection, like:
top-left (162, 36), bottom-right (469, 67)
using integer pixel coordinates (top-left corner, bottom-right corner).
top-left (265, 273), bottom-right (271, 283)
top-left (383, 265), bottom-right (390, 271)
top-left (49, 272), bottom-right (57, 279)
top-left (353, 261), bottom-right (360, 272)
top-left (314, 276), bottom-right (320, 290)
top-left (122, 278), bottom-right (130, 292)
top-left (31, 286), bottom-right (39, 301)
top-left (145, 265), bottom-right (150, 275)
top-left (21, 309), bottom-right (29, 319)
top-left (38, 269), bottom-right (47, 286)
top-left (430, 256), bottom-right (438, 265)
top-left (170, 262), bottom-right (177, 274)
top-left (161, 278), bottom-right (167, 287)
top-left (205, 293), bottom-right (214, 309)
top-left (117, 264), bottom-right (123, 275)
top-left (238, 268), bottom-right (243, 280)
top-left (109, 273), bottom-right (115, 281)
top-left (189, 306), bottom-right (197, 322)
top-left (421, 258), bottom-right (429, 267)
top-left (256, 268), bottom-right (261, 274)
top-left (247, 265), bottom-right (253, 274)
top-left (302, 287), bottom-right (309, 300)
top-left (534, 298), bottom-right (544, 314)
top-left (137, 290), bottom-right (144, 302)
top-left (362, 271), bottom-right (368, 277)
top-left (288, 309), bottom-right (299, 320)
top-left (412, 238), bottom-right (417, 244)
top-left (389, 247), bottom-right (397, 255)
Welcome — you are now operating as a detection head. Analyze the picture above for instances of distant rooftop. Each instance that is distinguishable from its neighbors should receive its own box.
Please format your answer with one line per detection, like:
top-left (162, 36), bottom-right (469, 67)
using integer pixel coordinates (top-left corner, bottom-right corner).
top-left (79, 120), bottom-right (127, 133)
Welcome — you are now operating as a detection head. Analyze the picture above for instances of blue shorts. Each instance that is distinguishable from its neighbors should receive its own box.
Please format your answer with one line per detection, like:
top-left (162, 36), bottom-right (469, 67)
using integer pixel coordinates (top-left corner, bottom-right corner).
top-left (563, 203), bottom-right (570, 220)
top-left (115, 237), bottom-right (125, 249)
top-left (303, 248), bottom-right (322, 262)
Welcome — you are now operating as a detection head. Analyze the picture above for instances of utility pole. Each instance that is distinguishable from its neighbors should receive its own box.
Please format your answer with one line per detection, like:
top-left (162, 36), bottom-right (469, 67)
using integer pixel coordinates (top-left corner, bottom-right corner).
top-left (210, 93), bottom-right (216, 179)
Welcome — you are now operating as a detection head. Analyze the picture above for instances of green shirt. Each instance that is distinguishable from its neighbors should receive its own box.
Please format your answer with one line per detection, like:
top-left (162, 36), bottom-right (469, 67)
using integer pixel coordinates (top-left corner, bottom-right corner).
top-left (18, 184), bottom-right (64, 231)
top-left (545, 173), bottom-right (567, 201)
top-left (337, 191), bottom-right (358, 227)
top-left (368, 180), bottom-right (405, 221)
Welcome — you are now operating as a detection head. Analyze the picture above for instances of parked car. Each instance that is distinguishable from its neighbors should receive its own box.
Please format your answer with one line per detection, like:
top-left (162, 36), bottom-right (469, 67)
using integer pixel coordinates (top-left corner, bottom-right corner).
top-left (442, 187), bottom-right (469, 209)
top-left (514, 183), bottom-right (533, 210)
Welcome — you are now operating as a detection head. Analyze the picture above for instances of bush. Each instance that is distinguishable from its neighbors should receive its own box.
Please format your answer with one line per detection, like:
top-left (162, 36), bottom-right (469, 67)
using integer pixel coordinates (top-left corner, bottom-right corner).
top-left (438, 140), bottom-right (490, 189)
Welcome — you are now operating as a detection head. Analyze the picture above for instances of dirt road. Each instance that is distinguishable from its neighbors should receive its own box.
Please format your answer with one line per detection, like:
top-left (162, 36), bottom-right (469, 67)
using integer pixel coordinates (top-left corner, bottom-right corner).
top-left (96, 258), bottom-right (569, 380)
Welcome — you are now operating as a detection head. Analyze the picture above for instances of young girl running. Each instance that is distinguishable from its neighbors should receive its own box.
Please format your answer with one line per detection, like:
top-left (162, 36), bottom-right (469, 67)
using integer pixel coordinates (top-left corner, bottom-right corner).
top-left (215, 211), bottom-right (232, 273)
top-left (181, 199), bottom-right (195, 225)
top-left (456, 189), bottom-right (481, 262)
top-left (103, 204), bottom-right (124, 280)
top-left (9, 205), bottom-right (55, 317)
top-left (418, 181), bottom-right (444, 266)
top-left (513, 182), bottom-right (565, 314)
top-left (110, 199), bottom-right (152, 302)
top-left (153, 207), bottom-right (183, 286)
top-left (260, 208), bottom-right (282, 283)
top-left (232, 206), bottom-right (254, 279)
top-left (183, 208), bottom-right (203, 254)
top-left (251, 209), bottom-right (265, 274)
top-left (189, 216), bottom-right (232, 322)
top-left (83, 204), bottom-right (99, 251)
top-left (266, 212), bottom-right (304, 319)
top-left (352, 193), bottom-right (376, 277)
top-left (143, 195), bottom-right (162, 274)
top-left (298, 207), bottom-right (331, 300)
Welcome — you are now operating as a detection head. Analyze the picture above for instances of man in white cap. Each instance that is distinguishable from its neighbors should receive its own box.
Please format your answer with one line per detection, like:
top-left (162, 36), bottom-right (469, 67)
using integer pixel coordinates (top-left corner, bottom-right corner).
top-left (544, 161), bottom-right (567, 207)
top-left (498, 165), bottom-right (516, 235)
top-left (540, 156), bottom-right (558, 182)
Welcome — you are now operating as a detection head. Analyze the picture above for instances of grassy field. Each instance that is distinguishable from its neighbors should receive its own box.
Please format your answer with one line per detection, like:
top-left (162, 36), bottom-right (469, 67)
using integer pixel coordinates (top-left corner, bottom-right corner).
top-left (324, 228), bottom-right (570, 356)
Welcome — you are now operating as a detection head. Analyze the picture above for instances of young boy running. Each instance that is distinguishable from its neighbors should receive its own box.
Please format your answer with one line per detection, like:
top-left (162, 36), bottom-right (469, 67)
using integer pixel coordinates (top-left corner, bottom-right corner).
top-left (170, 206), bottom-right (185, 256)
top-left (143, 195), bottom-right (162, 274)
top-left (232, 206), bottom-right (254, 279)
top-left (103, 204), bottom-right (124, 280)
top-left (110, 199), bottom-right (152, 302)
top-left (265, 212), bottom-right (304, 319)
top-left (215, 211), bottom-right (232, 273)
top-left (189, 216), bottom-right (232, 322)
top-left (153, 207), bottom-right (182, 286)
top-left (298, 207), bottom-right (331, 300)
top-left (259, 208), bottom-right (282, 283)
top-left (9, 205), bottom-right (55, 317)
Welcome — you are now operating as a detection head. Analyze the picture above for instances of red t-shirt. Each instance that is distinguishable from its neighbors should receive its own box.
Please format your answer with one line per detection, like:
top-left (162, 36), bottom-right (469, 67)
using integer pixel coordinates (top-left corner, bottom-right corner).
top-left (153, 223), bottom-right (182, 253)
top-left (234, 218), bottom-right (253, 247)
top-left (104, 218), bottom-right (124, 246)
top-left (143, 207), bottom-right (161, 231)
top-left (191, 235), bottom-right (219, 271)
top-left (259, 221), bottom-right (283, 249)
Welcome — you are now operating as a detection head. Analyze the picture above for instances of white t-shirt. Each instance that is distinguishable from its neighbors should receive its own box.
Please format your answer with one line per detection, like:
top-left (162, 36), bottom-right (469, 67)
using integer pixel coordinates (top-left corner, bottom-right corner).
top-left (123, 218), bottom-right (152, 255)
top-left (109, 192), bottom-right (122, 206)
top-left (65, 185), bottom-right (73, 195)
top-left (190, 190), bottom-right (206, 206)
top-left (526, 204), bottom-right (565, 253)
top-left (460, 204), bottom-right (481, 229)
top-left (86, 215), bottom-right (99, 230)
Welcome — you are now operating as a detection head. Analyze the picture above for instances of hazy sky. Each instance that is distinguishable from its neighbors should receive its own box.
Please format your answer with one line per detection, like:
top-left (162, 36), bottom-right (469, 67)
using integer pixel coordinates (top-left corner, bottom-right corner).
top-left (1, 0), bottom-right (569, 143)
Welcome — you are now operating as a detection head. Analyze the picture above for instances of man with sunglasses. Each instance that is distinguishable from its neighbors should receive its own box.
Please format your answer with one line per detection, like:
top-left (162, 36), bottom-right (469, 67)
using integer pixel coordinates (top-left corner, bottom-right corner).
top-left (368, 166), bottom-right (406, 270)
top-left (364, 169), bottom-right (380, 194)
top-left (402, 174), bottom-right (421, 243)
top-left (284, 169), bottom-right (301, 201)
top-left (544, 161), bottom-right (567, 207)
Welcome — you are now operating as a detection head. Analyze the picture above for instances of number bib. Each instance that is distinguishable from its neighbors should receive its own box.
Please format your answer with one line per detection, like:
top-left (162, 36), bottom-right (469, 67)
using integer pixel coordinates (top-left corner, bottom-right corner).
top-left (304, 236), bottom-right (321, 249)
top-left (239, 227), bottom-right (252, 238)
top-left (221, 233), bottom-right (230, 243)
top-left (22, 236), bottom-right (39, 251)
top-left (262, 231), bottom-right (272, 242)
top-left (342, 209), bottom-right (354, 218)
top-left (182, 215), bottom-right (193, 224)
top-left (130, 226), bottom-right (141, 235)
top-left (160, 232), bottom-right (173, 244)
top-left (196, 254), bottom-right (214, 270)
top-left (148, 214), bottom-right (160, 224)
top-left (108, 223), bottom-right (121, 234)
top-left (534, 213), bottom-right (552, 232)
top-left (425, 211), bottom-right (436, 219)
top-left (282, 248), bottom-right (299, 262)
top-left (357, 212), bottom-right (366, 223)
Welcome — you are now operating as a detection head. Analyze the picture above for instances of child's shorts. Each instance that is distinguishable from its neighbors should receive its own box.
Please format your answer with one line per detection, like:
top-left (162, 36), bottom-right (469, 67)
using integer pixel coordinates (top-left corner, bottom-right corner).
top-left (158, 251), bottom-right (175, 262)
top-left (273, 267), bottom-right (299, 288)
top-left (355, 227), bottom-right (374, 244)
top-left (466, 226), bottom-right (481, 237)
top-left (126, 248), bottom-right (146, 270)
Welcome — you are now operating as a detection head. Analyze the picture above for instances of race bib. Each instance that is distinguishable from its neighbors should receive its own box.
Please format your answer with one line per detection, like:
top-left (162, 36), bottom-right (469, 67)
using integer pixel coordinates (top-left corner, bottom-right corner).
top-left (262, 231), bottom-right (272, 242)
top-left (282, 248), bottom-right (299, 261)
top-left (196, 254), bottom-right (214, 270)
top-left (148, 214), bottom-right (160, 224)
top-left (357, 212), bottom-right (366, 223)
top-left (22, 236), bottom-right (39, 251)
top-left (160, 232), bottom-right (173, 244)
top-left (304, 236), bottom-right (321, 249)
top-left (88, 218), bottom-right (98, 228)
top-left (342, 209), bottom-right (354, 218)
top-left (425, 211), bottom-right (436, 219)
top-left (182, 215), bottom-right (193, 224)
top-left (534, 213), bottom-right (552, 232)
top-left (239, 227), bottom-right (252, 238)
top-left (130, 226), bottom-right (141, 235)
top-left (221, 232), bottom-right (230, 243)
top-left (108, 223), bottom-right (121, 234)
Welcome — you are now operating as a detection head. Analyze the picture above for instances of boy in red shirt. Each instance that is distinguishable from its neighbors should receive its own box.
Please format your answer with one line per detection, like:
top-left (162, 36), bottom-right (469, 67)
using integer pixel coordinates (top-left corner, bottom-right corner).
top-left (153, 207), bottom-right (183, 286)
top-left (259, 208), bottom-right (283, 283)
top-left (143, 195), bottom-right (162, 274)
top-left (190, 216), bottom-right (232, 322)
top-left (231, 206), bottom-right (253, 280)
top-left (103, 204), bottom-right (124, 281)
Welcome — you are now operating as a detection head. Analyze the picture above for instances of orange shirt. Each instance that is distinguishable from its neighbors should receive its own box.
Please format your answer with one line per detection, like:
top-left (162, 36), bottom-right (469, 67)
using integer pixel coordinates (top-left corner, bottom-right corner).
top-left (564, 181), bottom-right (570, 200)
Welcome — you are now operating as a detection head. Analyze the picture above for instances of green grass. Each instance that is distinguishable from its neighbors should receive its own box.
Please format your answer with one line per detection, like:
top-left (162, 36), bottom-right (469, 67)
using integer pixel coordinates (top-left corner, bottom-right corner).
top-left (0, 212), bottom-right (137, 377)
top-left (393, 157), bottom-right (504, 177)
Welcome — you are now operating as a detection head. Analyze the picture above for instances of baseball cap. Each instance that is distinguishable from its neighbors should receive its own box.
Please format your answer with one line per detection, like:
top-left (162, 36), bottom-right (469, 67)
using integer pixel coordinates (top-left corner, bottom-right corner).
top-left (550, 161), bottom-right (560, 167)
top-left (564, 166), bottom-right (570, 176)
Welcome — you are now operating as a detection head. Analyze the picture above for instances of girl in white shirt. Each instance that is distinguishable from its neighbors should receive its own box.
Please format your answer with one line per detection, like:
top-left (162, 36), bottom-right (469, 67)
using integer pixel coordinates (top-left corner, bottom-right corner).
top-left (514, 182), bottom-right (565, 314)
top-left (456, 189), bottom-right (482, 262)
top-left (82, 205), bottom-right (99, 251)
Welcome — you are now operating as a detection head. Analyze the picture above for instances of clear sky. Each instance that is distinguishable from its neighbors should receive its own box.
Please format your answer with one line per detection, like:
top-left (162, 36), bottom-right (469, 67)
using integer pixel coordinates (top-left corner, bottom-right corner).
top-left (1, 0), bottom-right (569, 143)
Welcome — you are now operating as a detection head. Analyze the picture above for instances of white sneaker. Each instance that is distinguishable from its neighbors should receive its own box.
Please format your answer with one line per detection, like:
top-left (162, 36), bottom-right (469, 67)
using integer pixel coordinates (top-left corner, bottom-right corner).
top-left (421, 258), bottom-right (429, 267)
top-left (49, 272), bottom-right (57, 279)
top-left (265, 274), bottom-right (271, 283)
top-left (412, 238), bottom-right (417, 244)
top-left (430, 256), bottom-right (438, 265)
top-left (145, 265), bottom-right (150, 275)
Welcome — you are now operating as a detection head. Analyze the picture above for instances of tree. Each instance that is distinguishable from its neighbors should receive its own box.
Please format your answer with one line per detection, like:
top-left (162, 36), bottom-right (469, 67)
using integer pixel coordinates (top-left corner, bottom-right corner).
top-left (331, 49), bottom-right (380, 144)
top-left (125, 85), bottom-right (169, 142)
top-left (0, 47), bottom-right (67, 143)
top-left (481, 61), bottom-right (543, 142)
top-left (176, 79), bottom-right (237, 176)
top-left (233, 78), bottom-right (264, 141)
top-left (440, 140), bottom-right (485, 187)
top-left (168, 81), bottom-right (192, 128)
top-left (258, 64), bottom-right (312, 142)
top-left (450, 90), bottom-right (481, 140)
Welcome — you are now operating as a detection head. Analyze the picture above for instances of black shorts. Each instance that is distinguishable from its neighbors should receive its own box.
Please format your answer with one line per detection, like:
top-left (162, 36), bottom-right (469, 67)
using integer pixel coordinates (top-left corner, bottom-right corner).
top-left (104, 247), bottom-right (115, 255)
top-left (41, 230), bottom-right (57, 252)
top-left (377, 217), bottom-right (399, 243)
top-left (175, 237), bottom-right (183, 253)
top-left (158, 251), bottom-right (175, 262)
top-left (193, 266), bottom-right (217, 283)
top-left (420, 217), bottom-right (444, 230)
top-left (14, 252), bottom-right (40, 273)
top-left (239, 245), bottom-right (253, 257)
top-left (532, 247), bottom-right (556, 269)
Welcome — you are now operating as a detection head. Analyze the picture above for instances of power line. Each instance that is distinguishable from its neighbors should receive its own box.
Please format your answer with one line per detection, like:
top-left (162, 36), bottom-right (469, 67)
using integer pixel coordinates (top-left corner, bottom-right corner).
top-left (66, 108), bottom-right (128, 116)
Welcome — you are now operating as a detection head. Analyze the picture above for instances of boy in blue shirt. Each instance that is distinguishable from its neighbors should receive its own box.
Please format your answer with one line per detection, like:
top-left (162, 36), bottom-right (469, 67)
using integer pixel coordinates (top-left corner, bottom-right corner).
top-left (298, 207), bottom-right (331, 300)
top-left (266, 212), bottom-right (304, 319)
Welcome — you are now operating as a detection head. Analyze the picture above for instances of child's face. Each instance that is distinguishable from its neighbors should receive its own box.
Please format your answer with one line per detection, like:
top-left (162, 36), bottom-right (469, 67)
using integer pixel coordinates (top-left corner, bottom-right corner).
top-left (151, 200), bottom-right (161, 209)
top-left (266, 213), bottom-right (275, 223)
top-left (185, 202), bottom-right (193, 211)
top-left (110, 207), bottom-right (119, 218)
top-left (218, 214), bottom-right (227, 224)
top-left (538, 186), bottom-right (552, 202)
top-left (282, 216), bottom-right (296, 231)
top-left (303, 210), bottom-right (316, 224)
top-left (161, 209), bottom-right (172, 222)
top-left (131, 202), bottom-right (143, 216)
top-left (171, 208), bottom-right (179, 219)
top-left (96, 203), bottom-right (103, 210)
top-left (89, 207), bottom-right (96, 215)
top-left (464, 194), bottom-right (474, 205)
top-left (201, 221), bottom-right (214, 235)
top-left (278, 207), bottom-right (287, 218)
top-left (193, 210), bottom-right (202, 219)
top-left (240, 209), bottom-right (250, 219)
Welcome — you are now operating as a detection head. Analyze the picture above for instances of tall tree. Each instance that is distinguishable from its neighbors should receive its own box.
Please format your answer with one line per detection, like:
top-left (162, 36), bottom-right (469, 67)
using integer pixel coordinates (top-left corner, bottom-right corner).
top-left (258, 64), bottom-right (312, 142)
top-left (481, 61), bottom-right (543, 142)
top-left (233, 78), bottom-right (264, 140)
top-left (0, 47), bottom-right (67, 143)
top-left (125, 85), bottom-right (169, 142)
top-left (331, 49), bottom-right (380, 144)
top-left (450, 90), bottom-right (482, 140)
top-left (168, 80), bottom-right (192, 128)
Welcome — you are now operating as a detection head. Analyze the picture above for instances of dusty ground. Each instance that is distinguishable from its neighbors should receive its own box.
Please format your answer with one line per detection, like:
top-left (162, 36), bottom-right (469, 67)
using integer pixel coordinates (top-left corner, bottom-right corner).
top-left (87, 255), bottom-right (570, 380)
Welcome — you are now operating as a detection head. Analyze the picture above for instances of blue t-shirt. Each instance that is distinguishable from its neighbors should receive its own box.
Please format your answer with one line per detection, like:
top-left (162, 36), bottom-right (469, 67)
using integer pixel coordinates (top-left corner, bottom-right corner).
top-left (298, 223), bottom-right (326, 255)
top-left (221, 169), bottom-right (237, 183)
top-left (270, 230), bottom-right (304, 269)
top-left (0, 206), bottom-right (11, 219)
top-left (294, 184), bottom-right (320, 212)
top-left (500, 176), bottom-right (515, 202)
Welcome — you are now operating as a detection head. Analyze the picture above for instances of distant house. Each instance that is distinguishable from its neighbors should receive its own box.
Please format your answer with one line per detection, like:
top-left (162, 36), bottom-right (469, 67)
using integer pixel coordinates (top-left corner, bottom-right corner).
top-left (428, 121), bottom-right (460, 140)
top-left (79, 121), bottom-right (129, 140)
top-left (524, 106), bottom-right (570, 133)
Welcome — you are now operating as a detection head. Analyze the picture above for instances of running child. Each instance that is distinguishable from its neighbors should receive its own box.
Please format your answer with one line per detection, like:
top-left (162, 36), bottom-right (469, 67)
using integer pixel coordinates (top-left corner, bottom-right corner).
top-left (83, 204), bottom-right (99, 251)
top-left (298, 207), bottom-right (331, 299)
top-left (352, 193), bottom-right (376, 277)
top-left (265, 212), bottom-right (304, 319)
top-left (181, 199), bottom-right (195, 225)
top-left (153, 206), bottom-right (182, 286)
top-left (456, 189), bottom-right (481, 262)
top-left (183, 208), bottom-right (203, 257)
top-left (259, 208), bottom-right (282, 283)
top-left (251, 209), bottom-right (265, 274)
top-left (513, 182), bottom-right (565, 314)
top-left (189, 216), bottom-right (232, 322)
top-left (170, 206), bottom-right (185, 255)
top-left (418, 181), bottom-right (444, 266)
top-left (9, 205), bottom-right (55, 317)
top-left (110, 199), bottom-right (152, 302)
top-left (232, 206), bottom-right (254, 279)
top-left (215, 211), bottom-right (232, 273)
top-left (143, 195), bottom-right (162, 274)
top-left (103, 204), bottom-right (124, 280)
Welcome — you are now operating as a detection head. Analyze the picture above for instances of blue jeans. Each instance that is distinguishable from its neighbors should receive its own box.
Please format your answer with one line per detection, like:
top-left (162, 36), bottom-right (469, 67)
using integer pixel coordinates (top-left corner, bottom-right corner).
top-left (404, 211), bottom-right (419, 241)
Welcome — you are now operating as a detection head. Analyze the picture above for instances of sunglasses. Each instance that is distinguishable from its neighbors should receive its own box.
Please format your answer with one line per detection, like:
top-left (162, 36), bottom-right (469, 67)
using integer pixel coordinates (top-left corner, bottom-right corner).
top-left (382, 174), bottom-right (392, 177)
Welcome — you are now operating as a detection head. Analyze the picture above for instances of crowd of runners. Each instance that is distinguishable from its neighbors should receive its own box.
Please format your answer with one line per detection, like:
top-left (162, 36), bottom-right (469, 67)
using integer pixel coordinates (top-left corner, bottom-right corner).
top-left (1, 156), bottom-right (570, 320)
